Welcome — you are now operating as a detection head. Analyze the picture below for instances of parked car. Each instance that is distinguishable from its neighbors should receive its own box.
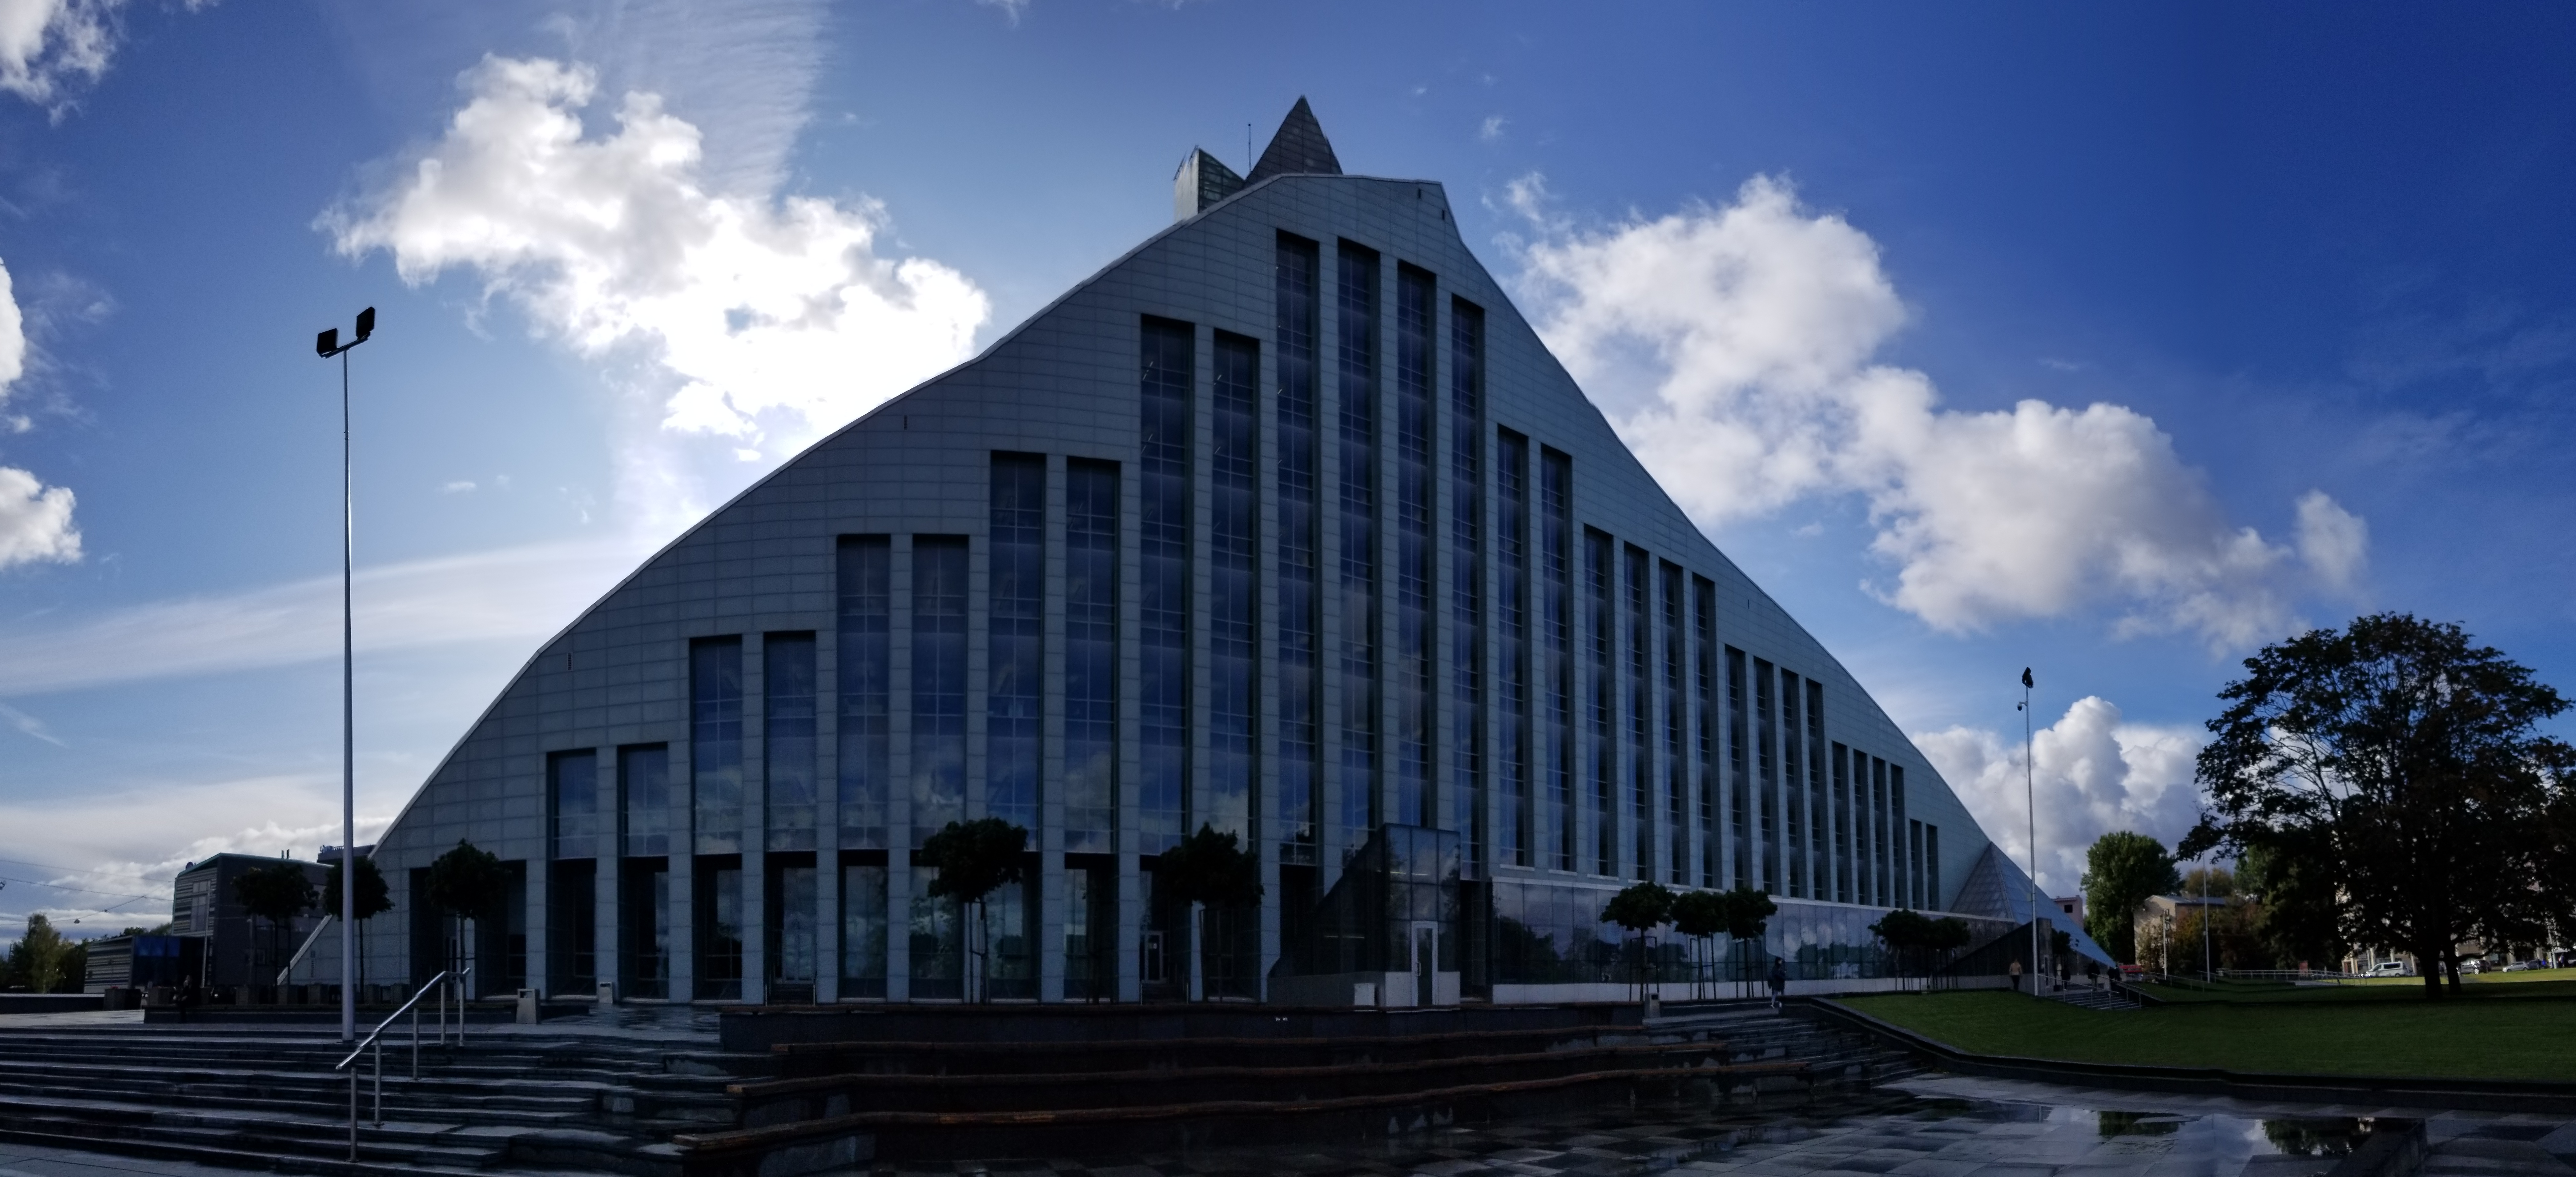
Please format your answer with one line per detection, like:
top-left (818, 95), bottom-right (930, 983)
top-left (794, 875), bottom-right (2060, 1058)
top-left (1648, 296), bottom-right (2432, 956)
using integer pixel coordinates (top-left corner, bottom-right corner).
top-left (2366, 959), bottom-right (2410, 977)
top-left (2503, 959), bottom-right (2550, 972)
top-left (2464, 958), bottom-right (2490, 974)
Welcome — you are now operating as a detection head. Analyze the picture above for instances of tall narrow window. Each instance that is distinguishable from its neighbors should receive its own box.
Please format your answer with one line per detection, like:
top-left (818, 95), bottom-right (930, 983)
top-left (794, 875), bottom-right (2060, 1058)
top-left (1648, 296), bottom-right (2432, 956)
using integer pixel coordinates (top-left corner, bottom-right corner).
top-left (1782, 671), bottom-right (1805, 898)
top-left (1497, 430), bottom-right (1531, 866)
top-left (550, 750), bottom-right (599, 861)
top-left (988, 455), bottom-right (1044, 832)
top-left (1805, 678), bottom-right (1826, 900)
top-left (911, 537), bottom-right (968, 845)
top-left (1392, 264), bottom-right (1435, 830)
top-left (690, 637), bottom-right (744, 855)
top-left (1754, 657), bottom-right (1777, 893)
top-left (1140, 317), bottom-right (1193, 855)
top-left (1909, 819), bottom-right (1926, 911)
top-left (1625, 545), bottom-right (1652, 882)
top-left (836, 538), bottom-right (890, 849)
top-left (1893, 765), bottom-right (1911, 907)
top-left (1663, 563), bottom-right (1688, 886)
top-left (839, 861), bottom-right (887, 998)
top-left (1539, 447), bottom-right (1574, 872)
top-left (1583, 529), bottom-right (1616, 876)
top-left (621, 744), bottom-right (679, 857)
top-left (1064, 463), bottom-right (1118, 853)
top-left (765, 633), bottom-right (818, 850)
top-left (1210, 333), bottom-right (1260, 840)
top-left (1448, 299), bottom-right (1486, 871)
top-left (1725, 646), bottom-right (1750, 889)
top-left (1871, 755), bottom-right (1890, 905)
top-left (1334, 243), bottom-right (1379, 856)
top-left (1925, 824), bottom-right (1942, 910)
top-left (1694, 578), bottom-right (1717, 889)
top-left (1276, 236), bottom-right (1322, 861)
top-left (1831, 742), bottom-right (1852, 904)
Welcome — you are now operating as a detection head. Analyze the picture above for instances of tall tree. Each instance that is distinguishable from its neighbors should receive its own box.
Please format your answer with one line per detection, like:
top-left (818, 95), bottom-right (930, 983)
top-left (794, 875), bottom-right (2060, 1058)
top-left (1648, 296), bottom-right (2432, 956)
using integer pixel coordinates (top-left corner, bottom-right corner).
top-left (920, 817), bottom-right (1029, 1002)
top-left (1155, 825), bottom-right (1263, 1001)
top-left (423, 841), bottom-right (510, 982)
top-left (1602, 882), bottom-right (1676, 1002)
top-left (2193, 613), bottom-right (2574, 999)
top-left (232, 861), bottom-right (317, 984)
top-left (2079, 831), bottom-right (2179, 963)
top-left (2238, 838), bottom-right (2346, 970)
top-left (8, 914), bottom-right (72, 993)
top-left (318, 856), bottom-right (394, 993)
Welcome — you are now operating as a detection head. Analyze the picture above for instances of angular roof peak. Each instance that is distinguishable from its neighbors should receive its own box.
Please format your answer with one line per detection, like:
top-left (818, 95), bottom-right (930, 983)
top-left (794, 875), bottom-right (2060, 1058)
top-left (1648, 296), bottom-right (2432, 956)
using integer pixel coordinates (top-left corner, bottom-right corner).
top-left (1246, 96), bottom-right (1342, 183)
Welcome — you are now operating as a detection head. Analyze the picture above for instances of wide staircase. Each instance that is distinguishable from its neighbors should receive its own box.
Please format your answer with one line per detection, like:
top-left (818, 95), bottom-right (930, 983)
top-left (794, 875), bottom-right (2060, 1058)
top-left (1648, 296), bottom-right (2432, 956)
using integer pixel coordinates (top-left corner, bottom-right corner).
top-left (0, 1008), bottom-right (763, 1176)
top-left (2048, 984), bottom-right (2143, 1011)
top-left (676, 1001), bottom-right (1923, 1175)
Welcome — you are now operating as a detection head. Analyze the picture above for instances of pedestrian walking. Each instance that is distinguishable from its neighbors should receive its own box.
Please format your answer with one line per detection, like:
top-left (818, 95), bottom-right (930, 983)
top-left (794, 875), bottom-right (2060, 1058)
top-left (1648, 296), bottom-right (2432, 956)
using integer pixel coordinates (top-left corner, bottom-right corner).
top-left (1766, 958), bottom-right (1788, 1012)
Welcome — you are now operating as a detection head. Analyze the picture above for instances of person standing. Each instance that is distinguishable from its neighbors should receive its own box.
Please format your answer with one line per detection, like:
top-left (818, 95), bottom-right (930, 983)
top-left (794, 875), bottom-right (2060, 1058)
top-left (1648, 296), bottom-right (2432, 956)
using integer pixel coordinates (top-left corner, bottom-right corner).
top-left (2009, 959), bottom-right (2023, 993)
top-left (1766, 958), bottom-right (1788, 1012)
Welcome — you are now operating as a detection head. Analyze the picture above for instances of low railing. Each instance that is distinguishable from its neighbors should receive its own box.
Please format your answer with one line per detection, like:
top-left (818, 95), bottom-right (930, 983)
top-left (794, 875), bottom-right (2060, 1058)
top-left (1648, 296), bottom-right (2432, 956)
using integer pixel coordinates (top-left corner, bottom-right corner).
top-left (2216, 968), bottom-right (2360, 983)
top-left (331, 965), bottom-right (473, 1161)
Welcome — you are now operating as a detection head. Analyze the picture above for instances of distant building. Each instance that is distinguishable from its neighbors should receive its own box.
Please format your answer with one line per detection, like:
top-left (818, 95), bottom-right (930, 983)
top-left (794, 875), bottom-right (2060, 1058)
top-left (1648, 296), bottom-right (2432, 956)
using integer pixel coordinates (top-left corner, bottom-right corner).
top-left (310, 99), bottom-right (2082, 1007)
top-left (2053, 895), bottom-right (2083, 927)
top-left (171, 853), bottom-right (328, 991)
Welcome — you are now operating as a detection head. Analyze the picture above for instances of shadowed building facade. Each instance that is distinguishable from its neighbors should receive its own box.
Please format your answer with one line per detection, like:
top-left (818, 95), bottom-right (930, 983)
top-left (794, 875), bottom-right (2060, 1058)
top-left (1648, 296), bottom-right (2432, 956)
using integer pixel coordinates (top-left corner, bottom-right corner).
top-left (352, 100), bottom-right (2052, 1006)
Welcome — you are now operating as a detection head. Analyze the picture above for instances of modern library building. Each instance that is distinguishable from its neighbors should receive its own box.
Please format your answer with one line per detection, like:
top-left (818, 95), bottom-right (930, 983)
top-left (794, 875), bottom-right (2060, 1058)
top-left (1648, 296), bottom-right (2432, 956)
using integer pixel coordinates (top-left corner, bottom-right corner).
top-left (341, 100), bottom-right (2073, 1007)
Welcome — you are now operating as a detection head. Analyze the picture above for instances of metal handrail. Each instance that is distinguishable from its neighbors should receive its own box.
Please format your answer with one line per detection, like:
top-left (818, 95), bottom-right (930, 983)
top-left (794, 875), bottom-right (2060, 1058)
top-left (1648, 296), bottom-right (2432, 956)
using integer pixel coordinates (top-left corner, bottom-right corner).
top-left (332, 965), bottom-right (473, 1161)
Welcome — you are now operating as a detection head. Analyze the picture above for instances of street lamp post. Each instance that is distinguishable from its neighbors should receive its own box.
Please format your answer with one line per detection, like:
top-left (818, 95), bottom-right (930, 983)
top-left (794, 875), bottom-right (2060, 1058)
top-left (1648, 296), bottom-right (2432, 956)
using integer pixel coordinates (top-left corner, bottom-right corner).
top-left (2020, 667), bottom-right (2037, 995)
top-left (315, 307), bottom-right (375, 1046)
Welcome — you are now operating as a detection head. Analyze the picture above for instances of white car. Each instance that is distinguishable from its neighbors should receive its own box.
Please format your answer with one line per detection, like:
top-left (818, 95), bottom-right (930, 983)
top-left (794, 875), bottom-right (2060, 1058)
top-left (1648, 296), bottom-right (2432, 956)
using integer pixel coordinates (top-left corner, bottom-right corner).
top-left (2366, 960), bottom-right (2409, 977)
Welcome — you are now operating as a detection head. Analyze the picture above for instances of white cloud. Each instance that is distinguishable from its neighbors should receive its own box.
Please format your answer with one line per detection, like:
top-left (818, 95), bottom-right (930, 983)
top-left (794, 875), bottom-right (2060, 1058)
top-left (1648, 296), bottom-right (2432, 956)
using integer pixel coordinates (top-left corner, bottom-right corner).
top-left (0, 538), bottom-right (643, 697)
top-left (0, 700), bottom-right (62, 746)
top-left (0, 465), bottom-right (79, 569)
top-left (1914, 695), bottom-right (2204, 896)
top-left (1478, 115), bottom-right (1507, 143)
top-left (324, 56), bottom-right (989, 536)
top-left (439, 480), bottom-right (476, 494)
top-left (0, 257), bottom-right (21, 398)
top-left (1509, 174), bottom-right (2365, 649)
top-left (0, 0), bottom-right (116, 107)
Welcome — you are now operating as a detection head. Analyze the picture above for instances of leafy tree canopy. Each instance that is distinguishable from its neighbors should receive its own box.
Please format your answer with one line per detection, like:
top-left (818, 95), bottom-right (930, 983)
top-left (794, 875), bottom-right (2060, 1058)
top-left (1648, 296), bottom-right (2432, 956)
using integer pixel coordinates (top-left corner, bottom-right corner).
top-left (422, 841), bottom-right (510, 922)
top-left (318, 856), bottom-right (394, 922)
top-left (6, 914), bottom-right (76, 993)
top-left (1670, 889), bottom-right (1727, 940)
top-left (1155, 824), bottom-right (1263, 910)
top-left (1720, 886), bottom-right (1777, 942)
top-left (1603, 882), bottom-right (1676, 933)
top-left (2080, 831), bottom-right (2178, 964)
top-left (232, 861), bottom-right (317, 926)
top-left (921, 818), bottom-right (1029, 906)
top-left (2194, 613), bottom-right (2574, 998)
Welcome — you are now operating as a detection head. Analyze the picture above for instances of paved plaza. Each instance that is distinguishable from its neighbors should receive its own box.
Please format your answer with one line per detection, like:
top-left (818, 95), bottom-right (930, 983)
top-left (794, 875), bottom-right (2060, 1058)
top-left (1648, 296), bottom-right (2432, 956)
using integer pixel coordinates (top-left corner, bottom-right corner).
top-left (854, 1076), bottom-right (2576, 1177)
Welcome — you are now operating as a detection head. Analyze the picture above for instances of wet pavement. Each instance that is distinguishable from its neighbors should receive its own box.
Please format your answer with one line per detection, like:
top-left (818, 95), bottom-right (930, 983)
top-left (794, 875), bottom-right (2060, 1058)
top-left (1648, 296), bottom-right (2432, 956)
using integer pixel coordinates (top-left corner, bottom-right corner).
top-left (862, 1076), bottom-right (2576, 1177)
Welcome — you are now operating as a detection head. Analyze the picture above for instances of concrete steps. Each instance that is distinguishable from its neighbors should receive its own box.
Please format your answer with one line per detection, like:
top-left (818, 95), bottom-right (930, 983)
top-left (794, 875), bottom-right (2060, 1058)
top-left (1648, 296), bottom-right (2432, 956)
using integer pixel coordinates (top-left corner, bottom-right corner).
top-left (0, 1013), bottom-right (753, 1176)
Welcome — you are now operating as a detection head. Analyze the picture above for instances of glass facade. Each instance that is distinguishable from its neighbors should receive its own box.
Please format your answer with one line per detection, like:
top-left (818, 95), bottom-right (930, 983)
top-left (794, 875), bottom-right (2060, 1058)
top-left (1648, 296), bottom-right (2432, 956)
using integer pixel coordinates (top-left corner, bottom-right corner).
top-left (1275, 235), bottom-right (1322, 861)
top-left (912, 537), bottom-right (968, 845)
top-left (620, 743), bottom-right (678, 857)
top-left (1393, 265), bottom-right (1434, 830)
top-left (1662, 562), bottom-right (1688, 886)
top-left (1726, 646), bottom-right (1750, 889)
top-left (1755, 657), bottom-right (1777, 892)
top-left (1624, 544), bottom-right (1650, 881)
top-left (1583, 529), bottom-right (1615, 877)
top-left (835, 538), bottom-right (890, 849)
top-left (987, 455), bottom-right (1044, 833)
top-left (1448, 299), bottom-right (1486, 873)
top-left (1065, 461), bottom-right (1118, 853)
top-left (1804, 677), bottom-right (1826, 901)
top-left (840, 861), bottom-right (887, 998)
top-left (1497, 429), bottom-right (1530, 868)
top-left (690, 638), bottom-right (744, 855)
top-left (766, 633), bottom-right (818, 851)
top-left (1783, 669), bottom-right (1805, 898)
top-left (1334, 242), bottom-right (1380, 856)
top-left (1140, 318), bottom-right (1193, 855)
top-left (1832, 741), bottom-right (1852, 903)
top-left (1211, 333), bottom-right (1260, 841)
top-left (549, 749), bottom-right (599, 861)
top-left (1693, 578), bottom-right (1718, 888)
top-left (1539, 448), bottom-right (1573, 872)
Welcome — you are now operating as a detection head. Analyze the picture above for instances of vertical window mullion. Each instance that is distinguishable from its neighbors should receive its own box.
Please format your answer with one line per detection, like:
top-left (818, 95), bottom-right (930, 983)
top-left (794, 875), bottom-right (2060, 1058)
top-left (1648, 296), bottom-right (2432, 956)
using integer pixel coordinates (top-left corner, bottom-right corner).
top-left (1210, 334), bottom-right (1260, 841)
top-left (1139, 318), bottom-right (1194, 855)
top-left (1333, 243), bottom-right (1379, 855)
top-left (1274, 236), bottom-right (1321, 863)
top-left (987, 457), bottom-right (1044, 833)
top-left (1447, 300), bottom-right (1486, 874)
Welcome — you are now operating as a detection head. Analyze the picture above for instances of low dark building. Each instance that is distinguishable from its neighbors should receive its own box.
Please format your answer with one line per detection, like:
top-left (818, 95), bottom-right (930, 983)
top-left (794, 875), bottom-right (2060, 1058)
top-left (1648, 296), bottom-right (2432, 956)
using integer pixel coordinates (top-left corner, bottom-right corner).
top-left (171, 853), bottom-right (328, 992)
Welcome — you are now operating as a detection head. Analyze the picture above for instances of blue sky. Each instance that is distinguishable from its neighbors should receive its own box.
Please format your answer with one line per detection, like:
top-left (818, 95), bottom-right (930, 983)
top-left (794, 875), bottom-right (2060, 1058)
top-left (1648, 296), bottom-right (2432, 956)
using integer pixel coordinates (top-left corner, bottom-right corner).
top-left (1, 1), bottom-right (2570, 930)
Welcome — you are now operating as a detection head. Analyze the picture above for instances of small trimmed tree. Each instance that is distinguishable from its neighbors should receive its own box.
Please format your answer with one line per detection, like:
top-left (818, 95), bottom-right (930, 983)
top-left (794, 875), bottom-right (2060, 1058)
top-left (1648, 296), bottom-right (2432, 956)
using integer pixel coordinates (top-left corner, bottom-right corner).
top-left (1719, 887), bottom-right (1777, 999)
top-left (1870, 908), bottom-right (1931, 989)
top-left (318, 856), bottom-right (394, 994)
top-left (1670, 890), bottom-right (1726, 1001)
top-left (1603, 882), bottom-right (1676, 1003)
top-left (920, 817), bottom-right (1030, 1002)
top-left (1155, 825), bottom-right (1264, 1001)
top-left (232, 861), bottom-right (317, 986)
top-left (423, 841), bottom-right (509, 986)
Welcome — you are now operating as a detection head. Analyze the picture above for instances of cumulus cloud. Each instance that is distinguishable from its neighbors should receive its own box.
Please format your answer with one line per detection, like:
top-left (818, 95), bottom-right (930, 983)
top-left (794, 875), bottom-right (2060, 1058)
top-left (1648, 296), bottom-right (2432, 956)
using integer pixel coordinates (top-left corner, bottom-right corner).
top-left (0, 0), bottom-right (117, 106)
top-left (1509, 174), bottom-right (2365, 649)
top-left (0, 259), bottom-right (82, 570)
top-left (1478, 115), bottom-right (1507, 143)
top-left (1914, 695), bottom-right (2204, 896)
top-left (324, 56), bottom-right (989, 534)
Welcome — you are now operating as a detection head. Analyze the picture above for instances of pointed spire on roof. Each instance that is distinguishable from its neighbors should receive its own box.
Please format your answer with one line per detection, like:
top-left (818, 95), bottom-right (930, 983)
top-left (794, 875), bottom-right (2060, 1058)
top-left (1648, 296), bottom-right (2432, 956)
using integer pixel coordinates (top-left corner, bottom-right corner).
top-left (1246, 96), bottom-right (1342, 183)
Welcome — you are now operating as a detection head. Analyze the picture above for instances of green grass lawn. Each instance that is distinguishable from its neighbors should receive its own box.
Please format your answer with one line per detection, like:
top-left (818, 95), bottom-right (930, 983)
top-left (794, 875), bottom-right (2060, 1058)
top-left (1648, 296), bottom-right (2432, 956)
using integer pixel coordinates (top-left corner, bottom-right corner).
top-left (1835, 989), bottom-right (2576, 1081)
top-left (2132, 974), bottom-right (2576, 1004)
